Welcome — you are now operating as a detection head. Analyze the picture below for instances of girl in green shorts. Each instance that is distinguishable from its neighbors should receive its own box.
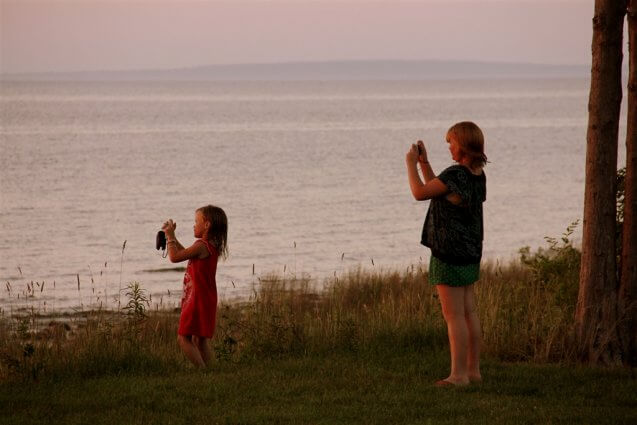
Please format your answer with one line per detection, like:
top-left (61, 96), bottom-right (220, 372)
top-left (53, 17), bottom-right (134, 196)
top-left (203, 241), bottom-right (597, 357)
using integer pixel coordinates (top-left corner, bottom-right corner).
top-left (405, 121), bottom-right (487, 387)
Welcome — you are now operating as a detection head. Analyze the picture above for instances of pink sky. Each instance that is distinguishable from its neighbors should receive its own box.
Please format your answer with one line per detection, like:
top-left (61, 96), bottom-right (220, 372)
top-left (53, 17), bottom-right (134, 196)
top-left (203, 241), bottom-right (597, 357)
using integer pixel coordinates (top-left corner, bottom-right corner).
top-left (1, 0), bottom-right (596, 73)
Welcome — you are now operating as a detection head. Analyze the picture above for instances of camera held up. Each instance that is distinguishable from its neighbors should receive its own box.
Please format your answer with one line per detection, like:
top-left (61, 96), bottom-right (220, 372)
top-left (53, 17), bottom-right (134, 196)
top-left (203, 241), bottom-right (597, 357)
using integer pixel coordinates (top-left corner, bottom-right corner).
top-left (156, 230), bottom-right (166, 251)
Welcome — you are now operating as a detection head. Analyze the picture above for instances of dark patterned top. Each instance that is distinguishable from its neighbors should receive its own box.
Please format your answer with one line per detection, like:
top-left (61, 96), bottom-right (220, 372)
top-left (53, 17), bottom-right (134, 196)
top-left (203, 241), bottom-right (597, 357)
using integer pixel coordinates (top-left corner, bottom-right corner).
top-left (421, 165), bottom-right (487, 265)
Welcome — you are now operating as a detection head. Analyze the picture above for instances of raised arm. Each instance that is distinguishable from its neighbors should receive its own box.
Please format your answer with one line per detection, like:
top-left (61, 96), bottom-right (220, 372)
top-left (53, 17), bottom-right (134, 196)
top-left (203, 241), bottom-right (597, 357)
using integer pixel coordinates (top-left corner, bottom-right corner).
top-left (405, 142), bottom-right (449, 201)
top-left (417, 141), bottom-right (436, 183)
top-left (162, 219), bottom-right (208, 263)
top-left (167, 240), bottom-right (208, 263)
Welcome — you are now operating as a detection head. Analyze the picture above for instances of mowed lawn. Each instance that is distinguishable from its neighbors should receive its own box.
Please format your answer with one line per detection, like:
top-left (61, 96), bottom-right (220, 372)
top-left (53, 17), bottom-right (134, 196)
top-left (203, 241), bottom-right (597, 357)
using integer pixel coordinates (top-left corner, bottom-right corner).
top-left (2, 350), bottom-right (636, 425)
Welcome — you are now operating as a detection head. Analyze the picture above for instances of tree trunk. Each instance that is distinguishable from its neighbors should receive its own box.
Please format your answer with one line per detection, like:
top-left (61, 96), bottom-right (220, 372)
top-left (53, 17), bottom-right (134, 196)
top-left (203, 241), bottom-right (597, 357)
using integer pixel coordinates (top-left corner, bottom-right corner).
top-left (576, 0), bottom-right (626, 365)
top-left (620, 0), bottom-right (637, 366)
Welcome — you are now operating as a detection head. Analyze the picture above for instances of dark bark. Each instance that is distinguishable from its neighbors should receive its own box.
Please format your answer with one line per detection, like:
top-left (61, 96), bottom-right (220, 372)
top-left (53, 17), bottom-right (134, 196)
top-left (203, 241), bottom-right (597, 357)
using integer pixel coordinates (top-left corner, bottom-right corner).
top-left (576, 0), bottom-right (627, 365)
top-left (619, 0), bottom-right (637, 366)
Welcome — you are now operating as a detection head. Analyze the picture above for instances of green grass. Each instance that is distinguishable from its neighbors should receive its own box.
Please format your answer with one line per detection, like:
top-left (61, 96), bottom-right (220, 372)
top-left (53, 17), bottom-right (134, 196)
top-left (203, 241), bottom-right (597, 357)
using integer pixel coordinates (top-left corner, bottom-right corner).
top-left (1, 350), bottom-right (635, 425)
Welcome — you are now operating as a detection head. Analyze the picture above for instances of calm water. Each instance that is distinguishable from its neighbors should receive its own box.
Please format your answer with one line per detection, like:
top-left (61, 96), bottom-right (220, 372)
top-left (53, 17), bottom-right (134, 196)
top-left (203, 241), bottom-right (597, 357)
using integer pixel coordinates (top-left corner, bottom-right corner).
top-left (0, 79), bottom-right (627, 312)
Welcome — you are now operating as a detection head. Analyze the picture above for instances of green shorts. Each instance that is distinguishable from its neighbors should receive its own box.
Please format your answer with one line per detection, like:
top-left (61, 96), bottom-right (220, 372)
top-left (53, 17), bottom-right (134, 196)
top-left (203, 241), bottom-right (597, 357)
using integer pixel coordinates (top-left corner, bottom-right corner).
top-left (428, 255), bottom-right (480, 287)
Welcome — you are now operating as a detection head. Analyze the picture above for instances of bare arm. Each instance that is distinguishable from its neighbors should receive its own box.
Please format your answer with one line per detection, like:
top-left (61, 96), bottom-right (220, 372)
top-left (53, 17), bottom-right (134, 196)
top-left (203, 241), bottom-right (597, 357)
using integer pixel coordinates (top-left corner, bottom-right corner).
top-left (167, 240), bottom-right (208, 263)
top-left (161, 219), bottom-right (208, 263)
top-left (172, 239), bottom-right (185, 251)
top-left (406, 142), bottom-right (449, 201)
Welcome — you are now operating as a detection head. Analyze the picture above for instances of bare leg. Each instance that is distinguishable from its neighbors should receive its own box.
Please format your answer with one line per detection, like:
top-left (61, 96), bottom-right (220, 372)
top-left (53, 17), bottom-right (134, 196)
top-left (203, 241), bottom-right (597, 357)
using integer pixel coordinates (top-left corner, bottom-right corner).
top-left (193, 336), bottom-right (212, 366)
top-left (436, 284), bottom-right (470, 385)
top-left (178, 335), bottom-right (205, 368)
top-left (464, 285), bottom-right (482, 382)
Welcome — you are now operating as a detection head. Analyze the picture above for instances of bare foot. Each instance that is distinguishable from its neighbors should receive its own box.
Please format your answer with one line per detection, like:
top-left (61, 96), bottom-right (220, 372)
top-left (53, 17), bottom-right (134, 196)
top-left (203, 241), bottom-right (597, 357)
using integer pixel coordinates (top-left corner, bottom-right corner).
top-left (468, 374), bottom-right (482, 383)
top-left (435, 377), bottom-right (469, 387)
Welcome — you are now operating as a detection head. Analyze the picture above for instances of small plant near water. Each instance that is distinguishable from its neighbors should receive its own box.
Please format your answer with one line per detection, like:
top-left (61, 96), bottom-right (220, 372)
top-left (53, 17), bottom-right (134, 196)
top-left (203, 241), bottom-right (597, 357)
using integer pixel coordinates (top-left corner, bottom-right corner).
top-left (518, 220), bottom-right (581, 309)
top-left (122, 281), bottom-right (150, 322)
top-left (121, 281), bottom-right (151, 344)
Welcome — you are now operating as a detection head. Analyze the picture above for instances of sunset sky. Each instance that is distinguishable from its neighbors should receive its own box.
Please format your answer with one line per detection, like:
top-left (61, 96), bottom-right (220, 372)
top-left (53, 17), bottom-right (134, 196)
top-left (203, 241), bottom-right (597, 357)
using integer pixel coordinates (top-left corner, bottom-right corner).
top-left (1, 0), bottom-right (598, 74)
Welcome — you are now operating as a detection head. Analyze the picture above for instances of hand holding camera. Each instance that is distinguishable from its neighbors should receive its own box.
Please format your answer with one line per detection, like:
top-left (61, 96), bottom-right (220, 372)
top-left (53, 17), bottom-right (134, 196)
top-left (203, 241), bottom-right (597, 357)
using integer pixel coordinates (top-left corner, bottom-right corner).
top-left (416, 140), bottom-right (428, 163)
top-left (162, 219), bottom-right (176, 238)
top-left (406, 140), bottom-right (428, 165)
top-left (156, 219), bottom-right (177, 252)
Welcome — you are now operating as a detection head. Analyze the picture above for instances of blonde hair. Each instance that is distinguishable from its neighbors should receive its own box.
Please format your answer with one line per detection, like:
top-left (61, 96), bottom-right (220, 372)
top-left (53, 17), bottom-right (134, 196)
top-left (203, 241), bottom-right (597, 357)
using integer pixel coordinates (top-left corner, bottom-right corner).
top-left (447, 121), bottom-right (488, 169)
top-left (197, 205), bottom-right (228, 260)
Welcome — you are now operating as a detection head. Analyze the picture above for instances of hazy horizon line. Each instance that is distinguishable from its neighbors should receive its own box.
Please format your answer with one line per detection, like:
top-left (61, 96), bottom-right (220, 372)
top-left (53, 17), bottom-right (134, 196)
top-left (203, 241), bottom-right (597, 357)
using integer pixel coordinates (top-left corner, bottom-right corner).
top-left (0, 58), bottom-right (592, 77)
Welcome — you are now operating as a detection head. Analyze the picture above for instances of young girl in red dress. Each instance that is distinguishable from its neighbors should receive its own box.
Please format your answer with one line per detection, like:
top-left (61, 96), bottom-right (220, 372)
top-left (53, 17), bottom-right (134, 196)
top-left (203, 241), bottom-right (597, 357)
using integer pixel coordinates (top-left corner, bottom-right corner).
top-left (161, 205), bottom-right (228, 368)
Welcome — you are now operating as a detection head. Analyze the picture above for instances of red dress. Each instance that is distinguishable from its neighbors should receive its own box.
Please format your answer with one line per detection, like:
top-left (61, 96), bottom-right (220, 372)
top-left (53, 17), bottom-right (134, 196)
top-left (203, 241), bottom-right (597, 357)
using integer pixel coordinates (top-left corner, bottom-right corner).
top-left (178, 239), bottom-right (218, 338)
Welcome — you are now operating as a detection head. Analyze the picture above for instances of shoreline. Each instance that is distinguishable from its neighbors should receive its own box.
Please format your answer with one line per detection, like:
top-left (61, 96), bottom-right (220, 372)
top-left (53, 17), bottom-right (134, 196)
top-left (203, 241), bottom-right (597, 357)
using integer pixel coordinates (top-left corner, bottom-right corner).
top-left (1, 256), bottom-right (518, 316)
top-left (0, 250), bottom-right (564, 317)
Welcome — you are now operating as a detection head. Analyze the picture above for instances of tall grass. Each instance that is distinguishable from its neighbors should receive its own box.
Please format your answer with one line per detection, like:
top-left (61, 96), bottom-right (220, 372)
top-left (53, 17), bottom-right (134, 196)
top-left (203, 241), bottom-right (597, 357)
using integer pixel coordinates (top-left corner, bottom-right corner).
top-left (0, 233), bottom-right (581, 382)
top-left (217, 265), bottom-right (446, 359)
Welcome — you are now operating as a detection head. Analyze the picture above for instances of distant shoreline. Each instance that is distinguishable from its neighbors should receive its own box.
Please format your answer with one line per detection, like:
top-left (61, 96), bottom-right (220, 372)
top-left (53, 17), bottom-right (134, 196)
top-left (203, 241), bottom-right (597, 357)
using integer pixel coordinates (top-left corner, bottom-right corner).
top-left (0, 59), bottom-right (592, 82)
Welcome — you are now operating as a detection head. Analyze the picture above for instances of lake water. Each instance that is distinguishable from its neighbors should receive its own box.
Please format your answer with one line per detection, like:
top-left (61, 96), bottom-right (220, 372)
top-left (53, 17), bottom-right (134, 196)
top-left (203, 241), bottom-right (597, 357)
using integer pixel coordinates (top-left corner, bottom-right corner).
top-left (0, 78), bottom-right (628, 312)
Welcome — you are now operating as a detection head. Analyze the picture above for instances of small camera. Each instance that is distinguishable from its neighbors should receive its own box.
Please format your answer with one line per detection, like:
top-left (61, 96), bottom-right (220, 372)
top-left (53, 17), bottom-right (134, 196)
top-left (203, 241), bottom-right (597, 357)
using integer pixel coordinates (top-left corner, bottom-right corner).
top-left (156, 230), bottom-right (166, 250)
